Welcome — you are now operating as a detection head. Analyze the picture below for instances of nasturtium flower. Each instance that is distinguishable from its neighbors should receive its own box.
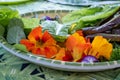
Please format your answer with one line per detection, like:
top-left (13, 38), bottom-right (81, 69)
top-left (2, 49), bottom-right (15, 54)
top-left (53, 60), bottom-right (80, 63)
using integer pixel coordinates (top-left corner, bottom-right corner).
top-left (65, 32), bottom-right (91, 62)
top-left (20, 26), bottom-right (59, 58)
top-left (20, 26), bottom-right (113, 62)
top-left (88, 36), bottom-right (113, 60)
top-left (65, 32), bottom-right (113, 62)
top-left (54, 48), bottom-right (66, 60)
top-left (62, 50), bottom-right (73, 61)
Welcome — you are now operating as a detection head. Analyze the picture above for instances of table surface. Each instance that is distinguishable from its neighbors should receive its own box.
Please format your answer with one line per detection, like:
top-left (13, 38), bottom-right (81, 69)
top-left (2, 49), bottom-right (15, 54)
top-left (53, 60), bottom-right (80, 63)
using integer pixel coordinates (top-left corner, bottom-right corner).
top-left (1, 0), bottom-right (120, 80)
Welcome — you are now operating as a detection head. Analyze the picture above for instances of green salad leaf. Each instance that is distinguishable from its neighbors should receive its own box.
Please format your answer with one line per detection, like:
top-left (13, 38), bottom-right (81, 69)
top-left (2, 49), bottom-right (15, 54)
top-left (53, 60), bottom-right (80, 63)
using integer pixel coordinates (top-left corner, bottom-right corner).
top-left (62, 6), bottom-right (103, 24)
top-left (110, 43), bottom-right (120, 61)
top-left (41, 21), bottom-right (69, 42)
top-left (40, 5), bottom-right (120, 42)
top-left (0, 7), bottom-right (19, 27)
top-left (7, 18), bottom-right (26, 44)
top-left (21, 18), bottom-right (40, 36)
top-left (62, 5), bottom-right (120, 33)
top-left (0, 24), bottom-right (5, 36)
top-left (13, 44), bottom-right (28, 52)
top-left (110, 48), bottom-right (120, 61)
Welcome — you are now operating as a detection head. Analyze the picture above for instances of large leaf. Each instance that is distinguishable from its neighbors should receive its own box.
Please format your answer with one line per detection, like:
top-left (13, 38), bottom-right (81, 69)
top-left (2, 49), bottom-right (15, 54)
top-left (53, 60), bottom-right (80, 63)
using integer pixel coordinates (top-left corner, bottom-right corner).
top-left (62, 6), bottom-right (103, 24)
top-left (41, 20), bottom-right (69, 42)
top-left (7, 18), bottom-right (26, 44)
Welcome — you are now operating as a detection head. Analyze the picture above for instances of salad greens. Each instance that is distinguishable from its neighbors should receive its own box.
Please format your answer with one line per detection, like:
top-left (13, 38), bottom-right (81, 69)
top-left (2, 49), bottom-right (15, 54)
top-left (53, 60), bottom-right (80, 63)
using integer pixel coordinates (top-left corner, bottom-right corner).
top-left (0, 7), bottom-right (19, 27)
top-left (1, 6), bottom-right (120, 62)
top-left (0, 25), bottom-right (5, 36)
top-left (62, 5), bottom-right (120, 33)
top-left (22, 18), bottom-right (40, 35)
top-left (41, 5), bottom-right (120, 42)
top-left (13, 44), bottom-right (28, 52)
top-left (41, 20), bottom-right (69, 42)
top-left (110, 43), bottom-right (120, 61)
top-left (0, 7), bottom-right (39, 44)
top-left (62, 6), bottom-right (103, 24)
top-left (110, 48), bottom-right (120, 61)
top-left (7, 18), bottom-right (26, 44)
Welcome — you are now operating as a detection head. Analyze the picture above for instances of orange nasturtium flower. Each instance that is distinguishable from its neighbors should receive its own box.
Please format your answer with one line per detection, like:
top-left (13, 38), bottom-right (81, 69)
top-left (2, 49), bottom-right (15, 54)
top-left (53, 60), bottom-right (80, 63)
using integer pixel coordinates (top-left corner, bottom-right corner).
top-left (54, 48), bottom-right (66, 60)
top-left (20, 26), bottom-right (113, 62)
top-left (65, 32), bottom-right (92, 62)
top-left (64, 31), bottom-right (113, 61)
top-left (20, 26), bottom-right (59, 58)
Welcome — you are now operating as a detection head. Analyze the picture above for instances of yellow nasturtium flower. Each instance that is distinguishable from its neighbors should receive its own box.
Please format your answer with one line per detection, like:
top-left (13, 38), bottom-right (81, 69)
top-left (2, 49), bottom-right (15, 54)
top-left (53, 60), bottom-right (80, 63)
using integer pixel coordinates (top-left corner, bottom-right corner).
top-left (88, 36), bottom-right (113, 60)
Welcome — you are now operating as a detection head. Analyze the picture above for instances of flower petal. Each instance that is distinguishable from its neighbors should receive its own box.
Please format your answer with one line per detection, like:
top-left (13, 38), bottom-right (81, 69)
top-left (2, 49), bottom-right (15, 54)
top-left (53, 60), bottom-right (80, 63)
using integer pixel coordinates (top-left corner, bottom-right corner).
top-left (42, 30), bottom-right (55, 42)
top-left (54, 48), bottom-right (65, 60)
top-left (63, 50), bottom-right (73, 61)
top-left (65, 36), bottom-right (77, 51)
top-left (32, 47), bottom-right (46, 57)
top-left (89, 36), bottom-right (113, 60)
top-left (72, 33), bottom-right (86, 44)
top-left (44, 46), bottom-right (58, 58)
top-left (66, 33), bottom-right (86, 51)
top-left (20, 39), bottom-right (34, 51)
top-left (72, 43), bottom-right (91, 62)
top-left (72, 47), bottom-right (83, 62)
top-left (28, 26), bottom-right (42, 42)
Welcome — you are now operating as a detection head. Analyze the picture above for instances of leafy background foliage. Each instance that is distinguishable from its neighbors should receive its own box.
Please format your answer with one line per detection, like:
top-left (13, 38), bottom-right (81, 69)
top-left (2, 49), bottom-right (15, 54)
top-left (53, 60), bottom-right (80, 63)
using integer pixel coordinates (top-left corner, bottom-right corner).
top-left (0, 45), bottom-right (120, 80)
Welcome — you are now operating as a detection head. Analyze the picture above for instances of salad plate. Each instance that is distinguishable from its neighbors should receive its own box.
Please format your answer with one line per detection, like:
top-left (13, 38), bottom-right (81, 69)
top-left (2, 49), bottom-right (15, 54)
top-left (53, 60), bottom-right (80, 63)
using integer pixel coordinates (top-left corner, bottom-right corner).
top-left (48, 0), bottom-right (120, 6)
top-left (0, 0), bottom-right (30, 4)
top-left (1, 8), bottom-right (120, 72)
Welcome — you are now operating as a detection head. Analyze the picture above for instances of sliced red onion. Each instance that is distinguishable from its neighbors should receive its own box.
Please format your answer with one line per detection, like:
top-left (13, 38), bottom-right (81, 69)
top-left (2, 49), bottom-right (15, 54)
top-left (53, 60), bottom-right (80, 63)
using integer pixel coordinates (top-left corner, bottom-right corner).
top-left (81, 55), bottom-right (98, 63)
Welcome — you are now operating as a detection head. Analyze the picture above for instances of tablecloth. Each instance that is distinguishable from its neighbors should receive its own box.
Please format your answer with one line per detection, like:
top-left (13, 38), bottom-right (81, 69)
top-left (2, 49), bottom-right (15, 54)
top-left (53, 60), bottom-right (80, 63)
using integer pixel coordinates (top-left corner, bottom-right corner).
top-left (0, 0), bottom-right (120, 80)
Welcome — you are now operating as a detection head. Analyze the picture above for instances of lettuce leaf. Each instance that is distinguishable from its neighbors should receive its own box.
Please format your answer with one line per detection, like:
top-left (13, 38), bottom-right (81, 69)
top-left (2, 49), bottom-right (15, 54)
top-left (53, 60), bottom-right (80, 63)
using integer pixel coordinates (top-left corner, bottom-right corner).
top-left (62, 6), bottom-right (103, 24)
top-left (0, 7), bottom-right (19, 27)
top-left (41, 20), bottom-right (69, 42)
top-left (110, 44), bottom-right (120, 61)
top-left (7, 18), bottom-right (26, 44)
top-left (62, 5), bottom-right (120, 33)
top-left (13, 44), bottom-right (28, 52)
top-left (0, 25), bottom-right (5, 36)
top-left (21, 18), bottom-right (40, 36)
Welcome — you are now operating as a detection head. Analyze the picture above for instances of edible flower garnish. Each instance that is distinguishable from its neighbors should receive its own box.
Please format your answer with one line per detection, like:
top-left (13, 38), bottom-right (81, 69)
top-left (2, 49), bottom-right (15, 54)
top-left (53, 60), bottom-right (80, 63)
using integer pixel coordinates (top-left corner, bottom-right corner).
top-left (20, 26), bottom-right (113, 63)
top-left (88, 36), bottom-right (113, 60)
top-left (20, 26), bottom-right (60, 58)
top-left (81, 55), bottom-right (98, 63)
top-left (65, 32), bottom-right (91, 62)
